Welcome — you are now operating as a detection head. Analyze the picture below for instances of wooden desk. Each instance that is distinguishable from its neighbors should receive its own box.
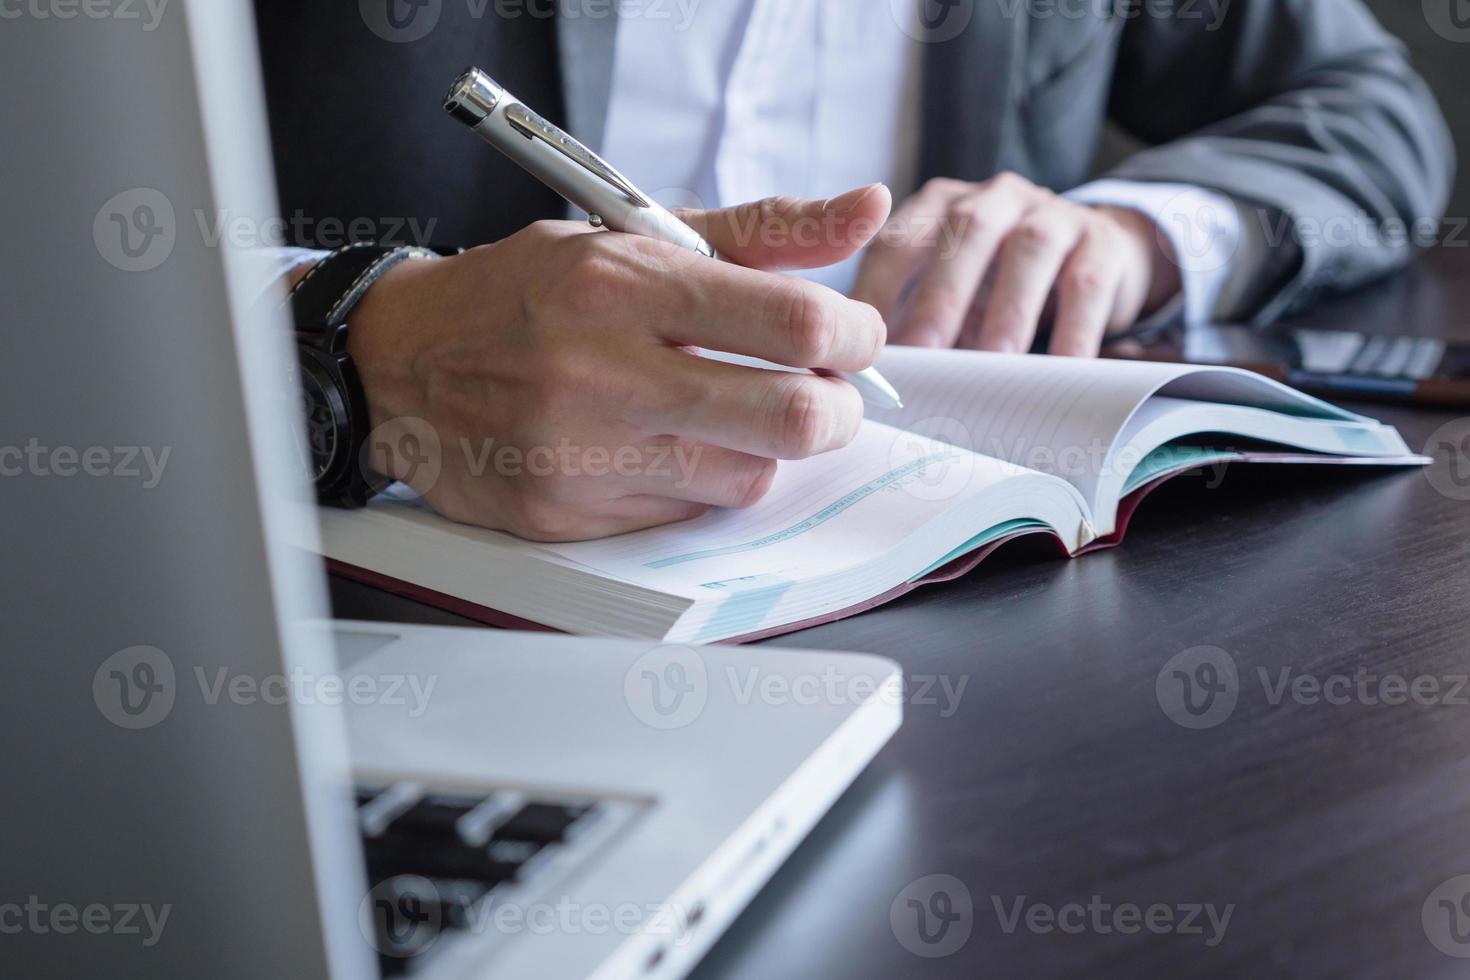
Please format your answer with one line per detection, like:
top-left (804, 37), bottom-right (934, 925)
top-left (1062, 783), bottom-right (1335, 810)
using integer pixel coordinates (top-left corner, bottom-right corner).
top-left (330, 250), bottom-right (1470, 979)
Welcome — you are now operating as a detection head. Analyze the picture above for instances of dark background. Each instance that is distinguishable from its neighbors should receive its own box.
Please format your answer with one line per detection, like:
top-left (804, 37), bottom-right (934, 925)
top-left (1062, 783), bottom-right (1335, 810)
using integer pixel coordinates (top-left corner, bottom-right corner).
top-left (1100, 1), bottom-right (1469, 219)
top-left (1367, 0), bottom-right (1469, 217)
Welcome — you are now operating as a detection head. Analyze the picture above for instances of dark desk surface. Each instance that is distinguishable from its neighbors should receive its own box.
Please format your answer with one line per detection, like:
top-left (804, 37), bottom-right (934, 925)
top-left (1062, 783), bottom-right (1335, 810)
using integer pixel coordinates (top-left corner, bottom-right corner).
top-left (330, 249), bottom-right (1470, 980)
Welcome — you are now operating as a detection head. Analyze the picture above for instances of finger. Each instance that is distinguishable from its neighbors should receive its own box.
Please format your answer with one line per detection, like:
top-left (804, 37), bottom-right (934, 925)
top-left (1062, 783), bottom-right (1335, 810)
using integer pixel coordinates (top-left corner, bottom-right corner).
top-left (621, 439), bottom-right (779, 509)
top-left (654, 265), bottom-right (885, 372)
top-left (674, 184), bottom-right (892, 272)
top-left (893, 190), bottom-right (1027, 348)
top-left (849, 179), bottom-right (969, 320)
top-left (633, 352), bottom-right (865, 460)
top-left (573, 496), bottom-right (712, 540)
top-left (976, 204), bottom-right (1085, 354)
top-left (1048, 230), bottom-right (1124, 357)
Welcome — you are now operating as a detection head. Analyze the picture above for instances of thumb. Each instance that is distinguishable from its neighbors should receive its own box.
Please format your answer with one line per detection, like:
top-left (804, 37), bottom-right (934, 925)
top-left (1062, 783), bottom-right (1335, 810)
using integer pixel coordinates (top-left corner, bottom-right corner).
top-left (674, 183), bottom-right (892, 272)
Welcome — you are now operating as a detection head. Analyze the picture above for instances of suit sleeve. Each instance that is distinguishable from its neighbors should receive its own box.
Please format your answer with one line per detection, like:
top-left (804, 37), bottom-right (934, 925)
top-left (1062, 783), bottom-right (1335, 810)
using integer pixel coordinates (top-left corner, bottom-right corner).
top-left (1103, 0), bottom-right (1454, 324)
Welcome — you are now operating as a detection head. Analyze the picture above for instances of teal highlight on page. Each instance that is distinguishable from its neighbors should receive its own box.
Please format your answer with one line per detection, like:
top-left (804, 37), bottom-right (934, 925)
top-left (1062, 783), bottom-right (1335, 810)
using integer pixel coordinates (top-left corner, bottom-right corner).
top-left (694, 575), bottom-right (797, 642)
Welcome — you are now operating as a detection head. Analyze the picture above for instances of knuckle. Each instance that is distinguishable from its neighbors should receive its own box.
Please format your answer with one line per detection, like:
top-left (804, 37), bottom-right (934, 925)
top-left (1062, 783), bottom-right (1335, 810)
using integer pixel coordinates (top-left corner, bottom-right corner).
top-left (857, 302), bottom-right (887, 362)
top-left (778, 284), bottom-right (839, 364)
top-left (922, 177), bottom-right (966, 197)
top-left (947, 195), bottom-right (988, 232)
top-left (730, 458), bottom-right (779, 509)
top-left (771, 378), bottom-right (836, 458)
top-left (987, 171), bottom-right (1030, 195)
top-left (1062, 264), bottom-right (1108, 294)
top-left (1014, 218), bottom-right (1060, 250)
top-left (757, 195), bottom-right (803, 223)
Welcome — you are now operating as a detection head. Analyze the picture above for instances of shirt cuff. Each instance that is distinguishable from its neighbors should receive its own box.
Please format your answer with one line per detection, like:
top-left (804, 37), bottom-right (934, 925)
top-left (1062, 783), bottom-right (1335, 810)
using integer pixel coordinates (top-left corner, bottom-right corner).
top-left (1065, 179), bottom-right (1263, 333)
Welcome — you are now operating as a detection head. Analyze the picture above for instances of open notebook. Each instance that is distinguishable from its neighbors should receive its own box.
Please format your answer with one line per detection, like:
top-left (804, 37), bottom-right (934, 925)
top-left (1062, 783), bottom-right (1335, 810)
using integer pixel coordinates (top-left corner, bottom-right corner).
top-left (318, 347), bottom-right (1424, 642)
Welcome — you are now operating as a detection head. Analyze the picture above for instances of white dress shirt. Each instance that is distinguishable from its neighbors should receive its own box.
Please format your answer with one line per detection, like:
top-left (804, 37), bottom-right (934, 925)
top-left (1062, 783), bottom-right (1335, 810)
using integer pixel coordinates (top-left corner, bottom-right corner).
top-left (273, 1), bottom-right (1259, 330)
top-left (601, 0), bottom-right (1257, 323)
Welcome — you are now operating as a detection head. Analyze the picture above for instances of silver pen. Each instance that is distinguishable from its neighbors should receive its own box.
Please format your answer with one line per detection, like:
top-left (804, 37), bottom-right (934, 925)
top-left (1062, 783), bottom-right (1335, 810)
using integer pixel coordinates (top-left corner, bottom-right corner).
top-left (443, 67), bottom-right (903, 410)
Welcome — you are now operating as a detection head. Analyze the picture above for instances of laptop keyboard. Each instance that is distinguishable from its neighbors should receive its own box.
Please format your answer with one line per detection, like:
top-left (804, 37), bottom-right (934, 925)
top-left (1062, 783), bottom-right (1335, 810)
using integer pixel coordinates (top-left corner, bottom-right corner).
top-left (356, 784), bottom-right (605, 977)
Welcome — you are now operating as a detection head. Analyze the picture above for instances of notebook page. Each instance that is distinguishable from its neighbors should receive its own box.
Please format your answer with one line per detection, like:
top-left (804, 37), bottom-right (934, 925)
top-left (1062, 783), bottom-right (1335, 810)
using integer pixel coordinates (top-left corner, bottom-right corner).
top-left (547, 421), bottom-right (1043, 596)
top-left (866, 347), bottom-right (1198, 509)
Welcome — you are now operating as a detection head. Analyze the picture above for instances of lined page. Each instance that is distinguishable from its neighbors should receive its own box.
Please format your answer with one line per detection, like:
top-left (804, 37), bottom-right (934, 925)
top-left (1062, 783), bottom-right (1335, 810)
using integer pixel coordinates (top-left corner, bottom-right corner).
top-left (866, 348), bottom-right (1186, 509)
top-left (548, 421), bottom-right (1037, 595)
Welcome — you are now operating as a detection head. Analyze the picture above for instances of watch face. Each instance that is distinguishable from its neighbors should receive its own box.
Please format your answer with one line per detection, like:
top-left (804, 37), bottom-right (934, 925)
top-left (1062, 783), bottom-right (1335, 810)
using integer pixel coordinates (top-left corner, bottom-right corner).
top-left (298, 358), bottom-right (342, 482)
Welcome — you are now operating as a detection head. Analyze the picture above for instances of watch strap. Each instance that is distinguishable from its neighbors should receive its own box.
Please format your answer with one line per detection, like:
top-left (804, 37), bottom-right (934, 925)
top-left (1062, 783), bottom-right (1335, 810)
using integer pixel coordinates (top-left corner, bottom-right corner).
top-left (289, 243), bottom-right (452, 351)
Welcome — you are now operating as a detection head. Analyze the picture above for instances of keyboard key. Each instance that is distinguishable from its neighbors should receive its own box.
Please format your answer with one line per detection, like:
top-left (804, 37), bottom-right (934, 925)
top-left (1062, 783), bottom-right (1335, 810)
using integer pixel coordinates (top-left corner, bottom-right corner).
top-left (494, 803), bottom-right (591, 844)
top-left (365, 834), bottom-right (539, 886)
top-left (389, 794), bottom-right (486, 839)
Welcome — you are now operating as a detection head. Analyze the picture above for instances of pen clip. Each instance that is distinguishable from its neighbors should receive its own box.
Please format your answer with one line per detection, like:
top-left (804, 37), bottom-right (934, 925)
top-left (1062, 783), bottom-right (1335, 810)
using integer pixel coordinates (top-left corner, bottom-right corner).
top-left (504, 103), bottom-right (651, 209)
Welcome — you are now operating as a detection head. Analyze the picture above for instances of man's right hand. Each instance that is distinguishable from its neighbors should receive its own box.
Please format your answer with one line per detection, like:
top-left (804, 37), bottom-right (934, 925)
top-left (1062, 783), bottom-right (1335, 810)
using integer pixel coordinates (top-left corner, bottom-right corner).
top-left (344, 184), bottom-right (892, 542)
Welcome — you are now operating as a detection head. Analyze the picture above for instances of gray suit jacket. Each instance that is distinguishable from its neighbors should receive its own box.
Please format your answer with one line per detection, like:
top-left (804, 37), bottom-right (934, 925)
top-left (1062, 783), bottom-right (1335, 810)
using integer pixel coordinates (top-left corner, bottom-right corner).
top-left (256, 0), bottom-right (1452, 325)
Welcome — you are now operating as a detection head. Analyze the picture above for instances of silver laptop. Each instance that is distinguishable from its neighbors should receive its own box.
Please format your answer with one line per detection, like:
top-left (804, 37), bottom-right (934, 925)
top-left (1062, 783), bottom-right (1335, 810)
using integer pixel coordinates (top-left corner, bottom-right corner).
top-left (3, 3), bottom-right (901, 978)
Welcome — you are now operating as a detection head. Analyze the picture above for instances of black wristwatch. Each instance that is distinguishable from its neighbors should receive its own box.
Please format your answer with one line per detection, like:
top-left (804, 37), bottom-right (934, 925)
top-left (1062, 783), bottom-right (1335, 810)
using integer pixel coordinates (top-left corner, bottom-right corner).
top-left (289, 242), bottom-right (457, 507)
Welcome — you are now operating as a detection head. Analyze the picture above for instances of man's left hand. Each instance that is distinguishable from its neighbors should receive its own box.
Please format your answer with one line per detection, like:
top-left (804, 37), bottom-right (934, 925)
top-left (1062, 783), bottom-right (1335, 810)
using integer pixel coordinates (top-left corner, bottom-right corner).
top-left (851, 172), bottom-right (1181, 357)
